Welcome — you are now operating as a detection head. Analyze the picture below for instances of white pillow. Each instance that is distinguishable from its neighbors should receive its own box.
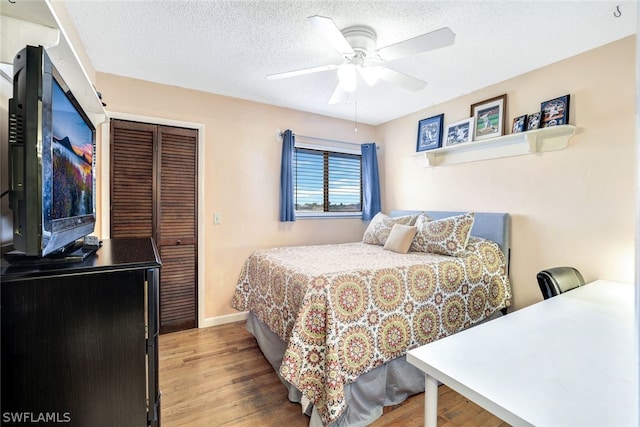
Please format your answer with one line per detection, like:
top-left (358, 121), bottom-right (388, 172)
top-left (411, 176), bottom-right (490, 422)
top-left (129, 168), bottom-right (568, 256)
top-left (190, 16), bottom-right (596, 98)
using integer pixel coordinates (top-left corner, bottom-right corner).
top-left (383, 224), bottom-right (418, 254)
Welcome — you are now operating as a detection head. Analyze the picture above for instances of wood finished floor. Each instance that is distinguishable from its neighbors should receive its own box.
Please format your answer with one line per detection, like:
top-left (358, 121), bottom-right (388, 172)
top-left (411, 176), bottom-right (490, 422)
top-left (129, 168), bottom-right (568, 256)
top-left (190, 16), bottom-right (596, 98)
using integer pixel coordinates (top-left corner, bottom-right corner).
top-left (158, 321), bottom-right (510, 427)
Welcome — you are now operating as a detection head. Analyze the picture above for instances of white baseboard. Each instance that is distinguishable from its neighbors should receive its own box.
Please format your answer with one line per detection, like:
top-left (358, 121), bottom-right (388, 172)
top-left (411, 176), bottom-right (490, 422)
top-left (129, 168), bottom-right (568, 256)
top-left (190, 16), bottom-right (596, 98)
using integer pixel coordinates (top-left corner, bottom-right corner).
top-left (200, 311), bottom-right (249, 328)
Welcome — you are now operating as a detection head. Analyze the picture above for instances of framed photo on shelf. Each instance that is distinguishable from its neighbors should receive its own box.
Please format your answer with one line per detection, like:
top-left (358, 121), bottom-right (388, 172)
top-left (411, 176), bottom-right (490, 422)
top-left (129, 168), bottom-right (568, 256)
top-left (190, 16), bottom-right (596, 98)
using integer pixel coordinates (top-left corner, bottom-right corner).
top-left (470, 94), bottom-right (507, 141)
top-left (416, 114), bottom-right (444, 152)
top-left (526, 112), bottom-right (542, 130)
top-left (443, 117), bottom-right (474, 147)
top-left (541, 94), bottom-right (570, 127)
top-left (512, 115), bottom-right (527, 133)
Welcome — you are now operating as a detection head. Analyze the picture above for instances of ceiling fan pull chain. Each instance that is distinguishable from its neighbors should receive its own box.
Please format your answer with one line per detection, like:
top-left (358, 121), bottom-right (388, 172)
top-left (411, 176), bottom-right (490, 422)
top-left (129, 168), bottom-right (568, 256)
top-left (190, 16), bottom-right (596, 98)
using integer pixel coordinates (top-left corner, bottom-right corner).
top-left (354, 101), bottom-right (358, 132)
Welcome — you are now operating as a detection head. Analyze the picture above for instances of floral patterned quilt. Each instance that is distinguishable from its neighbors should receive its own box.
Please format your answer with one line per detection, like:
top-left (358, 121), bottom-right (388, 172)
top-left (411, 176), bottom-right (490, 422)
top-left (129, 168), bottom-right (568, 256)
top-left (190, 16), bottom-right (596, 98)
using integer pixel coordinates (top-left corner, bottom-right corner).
top-left (232, 237), bottom-right (511, 425)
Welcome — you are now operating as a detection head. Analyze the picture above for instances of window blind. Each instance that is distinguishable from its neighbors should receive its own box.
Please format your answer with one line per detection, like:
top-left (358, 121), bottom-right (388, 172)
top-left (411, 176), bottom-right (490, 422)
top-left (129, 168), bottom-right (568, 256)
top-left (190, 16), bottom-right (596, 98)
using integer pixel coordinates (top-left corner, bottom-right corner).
top-left (293, 148), bottom-right (361, 213)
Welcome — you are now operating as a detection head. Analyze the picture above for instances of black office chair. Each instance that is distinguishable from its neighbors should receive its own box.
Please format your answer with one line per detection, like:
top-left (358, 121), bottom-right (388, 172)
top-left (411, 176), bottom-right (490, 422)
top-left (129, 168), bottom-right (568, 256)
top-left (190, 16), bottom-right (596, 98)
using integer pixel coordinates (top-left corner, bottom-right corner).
top-left (537, 267), bottom-right (585, 300)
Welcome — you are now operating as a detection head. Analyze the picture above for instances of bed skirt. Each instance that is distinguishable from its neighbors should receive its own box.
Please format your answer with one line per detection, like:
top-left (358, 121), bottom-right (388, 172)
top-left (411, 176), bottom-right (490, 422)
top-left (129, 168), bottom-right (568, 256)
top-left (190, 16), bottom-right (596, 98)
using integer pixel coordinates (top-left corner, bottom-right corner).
top-left (247, 312), bottom-right (426, 426)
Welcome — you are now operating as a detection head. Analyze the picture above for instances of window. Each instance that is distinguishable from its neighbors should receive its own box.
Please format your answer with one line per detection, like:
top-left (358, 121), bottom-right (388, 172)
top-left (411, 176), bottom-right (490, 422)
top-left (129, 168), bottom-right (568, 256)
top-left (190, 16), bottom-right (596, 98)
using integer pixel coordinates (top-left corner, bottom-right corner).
top-left (293, 147), bottom-right (362, 214)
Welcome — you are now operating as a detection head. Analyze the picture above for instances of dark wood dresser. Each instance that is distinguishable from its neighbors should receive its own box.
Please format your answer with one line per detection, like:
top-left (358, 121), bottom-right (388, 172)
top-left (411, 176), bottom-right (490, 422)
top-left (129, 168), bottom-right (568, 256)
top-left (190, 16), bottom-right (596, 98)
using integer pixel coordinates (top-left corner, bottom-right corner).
top-left (1, 238), bottom-right (161, 426)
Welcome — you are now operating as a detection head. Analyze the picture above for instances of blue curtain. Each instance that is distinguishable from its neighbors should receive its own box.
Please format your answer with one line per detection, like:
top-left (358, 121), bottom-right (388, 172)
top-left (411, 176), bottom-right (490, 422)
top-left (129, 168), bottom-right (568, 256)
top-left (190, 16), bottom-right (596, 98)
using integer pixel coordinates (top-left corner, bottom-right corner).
top-left (279, 129), bottom-right (296, 222)
top-left (361, 143), bottom-right (381, 220)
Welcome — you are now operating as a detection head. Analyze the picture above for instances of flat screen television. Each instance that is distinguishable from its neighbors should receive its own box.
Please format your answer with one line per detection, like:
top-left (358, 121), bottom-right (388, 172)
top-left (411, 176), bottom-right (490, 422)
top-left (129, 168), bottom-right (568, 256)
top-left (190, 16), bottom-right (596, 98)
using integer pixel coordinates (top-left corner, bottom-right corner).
top-left (8, 45), bottom-right (96, 258)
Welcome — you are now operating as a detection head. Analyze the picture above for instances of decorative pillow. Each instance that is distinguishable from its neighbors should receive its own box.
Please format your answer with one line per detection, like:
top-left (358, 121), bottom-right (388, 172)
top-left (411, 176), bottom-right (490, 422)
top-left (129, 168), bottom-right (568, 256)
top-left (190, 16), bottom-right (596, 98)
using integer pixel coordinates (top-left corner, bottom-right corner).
top-left (383, 224), bottom-right (418, 254)
top-left (410, 212), bottom-right (475, 257)
top-left (362, 212), bottom-right (418, 245)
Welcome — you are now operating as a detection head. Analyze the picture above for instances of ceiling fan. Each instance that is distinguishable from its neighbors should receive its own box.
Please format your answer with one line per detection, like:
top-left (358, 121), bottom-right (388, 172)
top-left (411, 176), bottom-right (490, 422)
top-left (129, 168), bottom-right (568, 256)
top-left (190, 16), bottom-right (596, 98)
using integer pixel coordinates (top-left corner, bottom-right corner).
top-left (266, 15), bottom-right (456, 104)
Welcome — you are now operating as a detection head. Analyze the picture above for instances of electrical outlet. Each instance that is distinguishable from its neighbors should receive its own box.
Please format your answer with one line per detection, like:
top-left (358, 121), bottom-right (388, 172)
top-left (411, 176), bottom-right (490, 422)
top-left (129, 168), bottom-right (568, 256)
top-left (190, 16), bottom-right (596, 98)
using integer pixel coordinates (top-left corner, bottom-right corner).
top-left (214, 212), bottom-right (221, 224)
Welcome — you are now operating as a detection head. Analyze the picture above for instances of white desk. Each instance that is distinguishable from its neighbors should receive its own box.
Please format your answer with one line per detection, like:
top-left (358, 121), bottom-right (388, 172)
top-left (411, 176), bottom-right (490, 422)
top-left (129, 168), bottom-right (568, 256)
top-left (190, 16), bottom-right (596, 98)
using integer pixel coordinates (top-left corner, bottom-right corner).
top-left (407, 280), bottom-right (638, 426)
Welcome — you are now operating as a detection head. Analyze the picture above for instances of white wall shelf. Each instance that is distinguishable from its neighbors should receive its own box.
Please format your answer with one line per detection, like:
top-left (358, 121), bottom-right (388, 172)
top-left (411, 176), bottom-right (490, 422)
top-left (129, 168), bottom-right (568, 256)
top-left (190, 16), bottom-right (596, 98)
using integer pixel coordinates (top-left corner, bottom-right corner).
top-left (0, 0), bottom-right (107, 127)
top-left (414, 125), bottom-right (577, 167)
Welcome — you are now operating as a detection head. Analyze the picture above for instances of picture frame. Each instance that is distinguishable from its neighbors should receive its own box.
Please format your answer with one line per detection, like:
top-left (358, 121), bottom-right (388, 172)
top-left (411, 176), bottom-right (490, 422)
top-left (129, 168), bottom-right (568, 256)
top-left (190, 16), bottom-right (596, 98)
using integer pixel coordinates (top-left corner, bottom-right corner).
top-left (512, 115), bottom-right (527, 133)
top-left (526, 112), bottom-right (542, 130)
top-left (443, 117), bottom-right (474, 147)
top-left (541, 94), bottom-right (570, 127)
top-left (470, 94), bottom-right (507, 141)
top-left (416, 113), bottom-right (444, 152)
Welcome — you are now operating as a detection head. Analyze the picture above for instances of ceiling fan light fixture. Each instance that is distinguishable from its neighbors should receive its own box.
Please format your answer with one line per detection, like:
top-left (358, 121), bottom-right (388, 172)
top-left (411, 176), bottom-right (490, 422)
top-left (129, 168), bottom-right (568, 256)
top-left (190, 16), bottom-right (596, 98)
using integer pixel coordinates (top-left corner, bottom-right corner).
top-left (360, 65), bottom-right (381, 87)
top-left (337, 63), bottom-right (357, 92)
top-left (268, 16), bottom-right (455, 104)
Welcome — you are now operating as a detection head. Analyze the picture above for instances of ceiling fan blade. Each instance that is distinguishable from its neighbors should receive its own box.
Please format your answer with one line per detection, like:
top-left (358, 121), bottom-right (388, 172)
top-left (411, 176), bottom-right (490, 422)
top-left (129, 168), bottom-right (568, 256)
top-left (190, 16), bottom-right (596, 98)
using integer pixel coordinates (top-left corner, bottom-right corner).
top-left (377, 27), bottom-right (455, 61)
top-left (266, 64), bottom-right (339, 80)
top-left (377, 67), bottom-right (426, 92)
top-left (308, 15), bottom-right (354, 56)
top-left (328, 83), bottom-right (348, 104)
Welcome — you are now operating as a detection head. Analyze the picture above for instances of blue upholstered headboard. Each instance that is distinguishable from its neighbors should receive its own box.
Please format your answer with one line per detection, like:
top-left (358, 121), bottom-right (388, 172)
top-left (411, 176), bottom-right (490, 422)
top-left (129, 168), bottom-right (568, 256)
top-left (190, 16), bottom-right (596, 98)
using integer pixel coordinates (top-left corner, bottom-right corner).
top-left (390, 210), bottom-right (511, 272)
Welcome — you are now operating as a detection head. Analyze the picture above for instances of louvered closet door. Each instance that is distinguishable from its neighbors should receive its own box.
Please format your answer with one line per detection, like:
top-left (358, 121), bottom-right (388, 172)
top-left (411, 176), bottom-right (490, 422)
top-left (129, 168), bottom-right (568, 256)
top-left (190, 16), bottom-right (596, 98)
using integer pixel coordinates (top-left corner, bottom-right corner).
top-left (110, 119), bottom-right (198, 334)
top-left (157, 126), bottom-right (198, 333)
top-left (110, 120), bottom-right (156, 238)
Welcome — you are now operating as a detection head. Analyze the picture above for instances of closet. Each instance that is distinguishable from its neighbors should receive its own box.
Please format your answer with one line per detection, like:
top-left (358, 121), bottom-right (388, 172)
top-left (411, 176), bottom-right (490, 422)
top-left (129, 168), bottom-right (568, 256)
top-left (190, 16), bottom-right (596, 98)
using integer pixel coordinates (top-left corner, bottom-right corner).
top-left (110, 119), bottom-right (198, 333)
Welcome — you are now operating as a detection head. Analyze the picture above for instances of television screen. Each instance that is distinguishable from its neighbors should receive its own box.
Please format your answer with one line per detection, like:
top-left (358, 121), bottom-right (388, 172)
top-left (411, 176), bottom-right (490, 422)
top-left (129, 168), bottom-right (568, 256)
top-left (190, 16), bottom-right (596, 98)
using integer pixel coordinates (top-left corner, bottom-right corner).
top-left (50, 78), bottom-right (94, 220)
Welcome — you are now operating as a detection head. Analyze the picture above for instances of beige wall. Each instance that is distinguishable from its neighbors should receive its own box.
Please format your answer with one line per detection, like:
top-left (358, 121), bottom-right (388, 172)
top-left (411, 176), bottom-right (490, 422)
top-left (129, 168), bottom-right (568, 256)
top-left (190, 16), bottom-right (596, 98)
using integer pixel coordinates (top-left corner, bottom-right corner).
top-left (95, 73), bottom-right (376, 322)
top-left (378, 36), bottom-right (636, 310)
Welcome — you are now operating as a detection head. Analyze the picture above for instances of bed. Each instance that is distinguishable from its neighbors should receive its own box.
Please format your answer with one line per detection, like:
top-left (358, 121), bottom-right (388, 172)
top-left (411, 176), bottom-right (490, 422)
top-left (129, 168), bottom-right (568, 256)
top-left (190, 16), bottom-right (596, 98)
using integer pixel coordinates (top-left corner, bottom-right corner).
top-left (231, 211), bottom-right (512, 426)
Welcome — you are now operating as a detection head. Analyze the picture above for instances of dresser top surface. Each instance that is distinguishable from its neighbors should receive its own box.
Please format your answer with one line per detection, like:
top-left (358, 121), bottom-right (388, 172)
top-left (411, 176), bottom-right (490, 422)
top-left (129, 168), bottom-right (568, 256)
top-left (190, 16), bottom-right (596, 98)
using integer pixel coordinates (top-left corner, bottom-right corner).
top-left (1, 238), bottom-right (161, 281)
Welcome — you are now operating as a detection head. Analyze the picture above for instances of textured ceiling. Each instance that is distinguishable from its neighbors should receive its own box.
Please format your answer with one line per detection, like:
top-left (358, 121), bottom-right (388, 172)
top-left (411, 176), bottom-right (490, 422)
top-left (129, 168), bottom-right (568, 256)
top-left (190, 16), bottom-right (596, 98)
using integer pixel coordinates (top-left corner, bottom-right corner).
top-left (62, 0), bottom-right (636, 125)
